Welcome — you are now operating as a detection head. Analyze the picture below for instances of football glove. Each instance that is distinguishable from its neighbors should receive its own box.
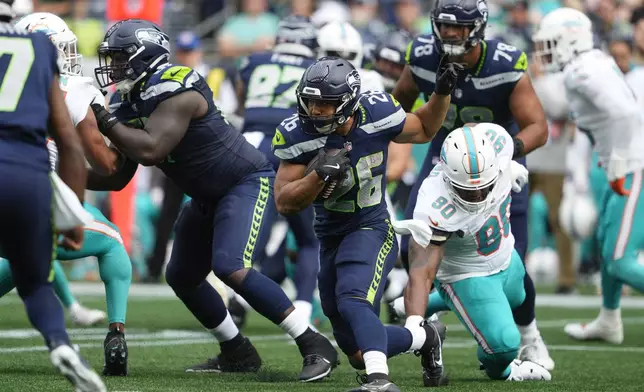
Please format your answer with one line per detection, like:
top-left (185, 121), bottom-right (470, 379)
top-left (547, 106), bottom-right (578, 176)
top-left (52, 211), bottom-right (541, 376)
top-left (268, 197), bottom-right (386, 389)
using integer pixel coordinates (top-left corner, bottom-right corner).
top-left (509, 160), bottom-right (529, 193)
top-left (607, 150), bottom-right (630, 196)
top-left (435, 55), bottom-right (463, 96)
top-left (314, 148), bottom-right (351, 182)
top-left (91, 102), bottom-right (119, 135)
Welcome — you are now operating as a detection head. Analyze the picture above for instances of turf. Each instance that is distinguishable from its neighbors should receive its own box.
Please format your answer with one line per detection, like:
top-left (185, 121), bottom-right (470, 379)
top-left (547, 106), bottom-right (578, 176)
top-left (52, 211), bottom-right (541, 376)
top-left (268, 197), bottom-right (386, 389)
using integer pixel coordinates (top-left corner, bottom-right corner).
top-left (1, 291), bottom-right (643, 392)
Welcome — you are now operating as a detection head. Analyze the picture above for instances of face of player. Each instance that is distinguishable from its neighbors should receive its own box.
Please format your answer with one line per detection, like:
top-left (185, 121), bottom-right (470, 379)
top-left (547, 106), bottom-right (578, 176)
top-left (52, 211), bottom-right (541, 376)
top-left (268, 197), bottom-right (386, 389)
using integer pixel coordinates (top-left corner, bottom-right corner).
top-left (106, 51), bottom-right (130, 83)
top-left (438, 24), bottom-right (472, 47)
top-left (306, 98), bottom-right (353, 135)
top-left (453, 182), bottom-right (495, 204)
top-left (307, 99), bottom-right (336, 117)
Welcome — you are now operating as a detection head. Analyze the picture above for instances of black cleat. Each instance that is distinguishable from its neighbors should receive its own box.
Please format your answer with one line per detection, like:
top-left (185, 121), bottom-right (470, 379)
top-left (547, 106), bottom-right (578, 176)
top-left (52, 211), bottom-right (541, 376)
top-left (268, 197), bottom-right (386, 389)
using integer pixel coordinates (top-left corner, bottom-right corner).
top-left (102, 329), bottom-right (128, 376)
top-left (348, 374), bottom-right (401, 392)
top-left (185, 337), bottom-right (261, 373)
top-left (418, 320), bottom-right (449, 387)
top-left (228, 296), bottom-right (247, 329)
top-left (296, 330), bottom-right (339, 382)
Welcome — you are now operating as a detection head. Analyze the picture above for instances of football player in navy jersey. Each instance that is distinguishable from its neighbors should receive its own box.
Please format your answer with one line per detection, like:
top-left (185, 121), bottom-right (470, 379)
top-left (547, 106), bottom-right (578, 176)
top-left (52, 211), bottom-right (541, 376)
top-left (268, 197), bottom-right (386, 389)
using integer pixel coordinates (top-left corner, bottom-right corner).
top-left (87, 19), bottom-right (337, 381)
top-left (237, 15), bottom-right (321, 325)
top-left (0, 1), bottom-right (105, 390)
top-left (392, 0), bottom-right (553, 370)
top-left (273, 56), bottom-right (460, 391)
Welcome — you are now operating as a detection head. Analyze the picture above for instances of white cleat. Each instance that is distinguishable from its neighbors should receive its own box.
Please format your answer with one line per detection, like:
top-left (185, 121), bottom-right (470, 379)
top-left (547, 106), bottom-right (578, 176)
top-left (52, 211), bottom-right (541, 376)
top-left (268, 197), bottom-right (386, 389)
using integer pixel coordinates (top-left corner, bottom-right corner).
top-left (50, 344), bottom-right (107, 392)
top-left (70, 303), bottom-right (107, 327)
top-left (564, 318), bottom-right (624, 345)
top-left (518, 335), bottom-right (555, 371)
top-left (506, 359), bottom-right (551, 381)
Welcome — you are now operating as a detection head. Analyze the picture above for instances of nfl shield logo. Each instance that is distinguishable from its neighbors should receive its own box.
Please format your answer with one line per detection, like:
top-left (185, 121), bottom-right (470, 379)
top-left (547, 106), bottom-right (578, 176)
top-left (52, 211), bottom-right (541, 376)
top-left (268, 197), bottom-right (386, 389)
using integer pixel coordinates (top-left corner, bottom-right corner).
top-left (344, 141), bottom-right (353, 151)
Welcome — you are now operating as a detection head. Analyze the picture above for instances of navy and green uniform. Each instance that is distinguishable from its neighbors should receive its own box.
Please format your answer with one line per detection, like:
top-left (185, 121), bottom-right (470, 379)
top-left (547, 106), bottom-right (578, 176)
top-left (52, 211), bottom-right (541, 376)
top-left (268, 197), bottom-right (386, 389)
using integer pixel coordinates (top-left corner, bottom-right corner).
top-left (402, 36), bottom-right (530, 264)
top-left (0, 25), bottom-right (71, 346)
top-left (110, 63), bottom-right (276, 282)
top-left (273, 91), bottom-right (404, 356)
top-left (239, 51), bottom-right (319, 305)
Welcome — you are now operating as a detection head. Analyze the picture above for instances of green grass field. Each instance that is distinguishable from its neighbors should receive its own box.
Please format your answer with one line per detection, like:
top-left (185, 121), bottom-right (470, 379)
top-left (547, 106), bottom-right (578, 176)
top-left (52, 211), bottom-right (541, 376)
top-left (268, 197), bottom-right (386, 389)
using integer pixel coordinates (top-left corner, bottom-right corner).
top-left (1, 286), bottom-right (644, 392)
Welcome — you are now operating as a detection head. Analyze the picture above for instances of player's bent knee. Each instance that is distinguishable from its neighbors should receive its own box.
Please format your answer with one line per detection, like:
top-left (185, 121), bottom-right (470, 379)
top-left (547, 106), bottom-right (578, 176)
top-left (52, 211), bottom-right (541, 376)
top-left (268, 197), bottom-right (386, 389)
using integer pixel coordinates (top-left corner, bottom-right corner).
top-left (482, 324), bottom-right (520, 370)
top-left (336, 295), bottom-right (370, 318)
top-left (211, 249), bottom-right (244, 279)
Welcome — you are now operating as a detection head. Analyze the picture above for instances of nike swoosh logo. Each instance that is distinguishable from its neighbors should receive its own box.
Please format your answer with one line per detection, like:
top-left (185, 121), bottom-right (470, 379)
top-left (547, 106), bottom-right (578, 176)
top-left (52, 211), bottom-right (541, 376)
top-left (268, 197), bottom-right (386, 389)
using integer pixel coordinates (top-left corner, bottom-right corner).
top-left (324, 164), bottom-right (340, 169)
top-left (171, 70), bottom-right (181, 77)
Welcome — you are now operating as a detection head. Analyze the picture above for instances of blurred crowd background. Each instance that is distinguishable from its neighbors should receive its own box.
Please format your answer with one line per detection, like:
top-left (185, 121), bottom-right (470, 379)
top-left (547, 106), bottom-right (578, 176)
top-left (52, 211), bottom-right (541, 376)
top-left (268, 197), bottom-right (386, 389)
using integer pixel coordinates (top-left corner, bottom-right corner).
top-left (19, 0), bottom-right (644, 294)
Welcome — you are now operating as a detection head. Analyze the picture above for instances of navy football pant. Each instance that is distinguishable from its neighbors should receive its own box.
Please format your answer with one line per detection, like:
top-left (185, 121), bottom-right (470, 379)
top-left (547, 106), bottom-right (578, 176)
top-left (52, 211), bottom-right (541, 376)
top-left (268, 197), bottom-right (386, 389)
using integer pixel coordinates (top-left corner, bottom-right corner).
top-left (319, 220), bottom-right (408, 357)
top-left (0, 164), bottom-right (69, 347)
top-left (400, 153), bottom-right (535, 326)
top-left (257, 133), bottom-right (320, 303)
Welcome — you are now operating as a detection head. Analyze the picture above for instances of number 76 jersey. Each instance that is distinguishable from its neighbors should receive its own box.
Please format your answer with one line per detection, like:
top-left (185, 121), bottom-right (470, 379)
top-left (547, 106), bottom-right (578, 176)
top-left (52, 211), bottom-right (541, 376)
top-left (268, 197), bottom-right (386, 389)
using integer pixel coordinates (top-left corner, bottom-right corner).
top-left (413, 126), bottom-right (516, 283)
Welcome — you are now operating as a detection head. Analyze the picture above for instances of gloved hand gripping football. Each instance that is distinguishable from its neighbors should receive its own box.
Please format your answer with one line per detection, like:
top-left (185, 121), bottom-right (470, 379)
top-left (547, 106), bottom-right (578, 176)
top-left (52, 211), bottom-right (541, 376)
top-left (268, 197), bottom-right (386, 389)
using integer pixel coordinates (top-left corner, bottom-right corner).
top-left (304, 148), bottom-right (351, 199)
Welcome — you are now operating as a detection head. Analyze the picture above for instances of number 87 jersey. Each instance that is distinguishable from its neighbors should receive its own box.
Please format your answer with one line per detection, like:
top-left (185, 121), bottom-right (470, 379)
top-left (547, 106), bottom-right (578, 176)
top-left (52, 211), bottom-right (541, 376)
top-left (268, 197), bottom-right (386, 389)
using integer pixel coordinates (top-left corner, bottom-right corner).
top-left (413, 123), bottom-right (516, 283)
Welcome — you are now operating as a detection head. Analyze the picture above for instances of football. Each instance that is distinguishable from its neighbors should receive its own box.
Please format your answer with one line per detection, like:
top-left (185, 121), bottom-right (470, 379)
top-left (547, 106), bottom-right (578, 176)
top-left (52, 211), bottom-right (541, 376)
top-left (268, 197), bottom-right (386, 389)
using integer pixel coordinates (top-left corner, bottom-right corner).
top-left (305, 148), bottom-right (342, 200)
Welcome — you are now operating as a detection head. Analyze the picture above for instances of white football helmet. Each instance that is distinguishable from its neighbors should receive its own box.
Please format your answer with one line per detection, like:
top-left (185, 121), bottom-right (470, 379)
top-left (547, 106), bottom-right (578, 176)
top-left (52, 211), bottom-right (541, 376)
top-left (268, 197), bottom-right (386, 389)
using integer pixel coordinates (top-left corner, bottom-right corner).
top-left (559, 192), bottom-right (598, 240)
top-left (440, 123), bottom-right (501, 213)
top-left (532, 7), bottom-right (594, 73)
top-left (14, 12), bottom-right (82, 76)
top-left (317, 21), bottom-right (364, 69)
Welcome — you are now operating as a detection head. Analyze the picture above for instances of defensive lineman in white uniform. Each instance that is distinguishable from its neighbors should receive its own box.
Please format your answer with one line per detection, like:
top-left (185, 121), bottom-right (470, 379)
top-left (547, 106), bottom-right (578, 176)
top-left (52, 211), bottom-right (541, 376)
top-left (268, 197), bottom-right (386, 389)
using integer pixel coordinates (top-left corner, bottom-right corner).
top-left (394, 123), bottom-right (551, 381)
top-left (533, 7), bottom-right (644, 344)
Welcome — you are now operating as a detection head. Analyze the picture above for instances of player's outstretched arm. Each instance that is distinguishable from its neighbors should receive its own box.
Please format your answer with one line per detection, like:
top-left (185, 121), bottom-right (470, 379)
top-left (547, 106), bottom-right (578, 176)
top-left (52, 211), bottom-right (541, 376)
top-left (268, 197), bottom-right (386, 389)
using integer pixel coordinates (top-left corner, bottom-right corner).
top-left (387, 142), bottom-right (413, 182)
top-left (392, 66), bottom-right (421, 112)
top-left (48, 76), bottom-right (87, 202)
top-left (274, 161), bottom-right (326, 215)
top-left (509, 74), bottom-right (549, 158)
top-left (77, 106), bottom-right (125, 176)
top-left (91, 91), bottom-right (205, 166)
top-left (404, 238), bottom-right (444, 318)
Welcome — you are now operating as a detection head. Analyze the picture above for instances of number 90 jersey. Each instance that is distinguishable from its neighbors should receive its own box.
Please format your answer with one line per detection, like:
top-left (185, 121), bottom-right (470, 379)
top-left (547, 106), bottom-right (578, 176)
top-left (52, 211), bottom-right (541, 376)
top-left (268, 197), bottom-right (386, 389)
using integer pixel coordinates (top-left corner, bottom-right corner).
top-left (273, 91), bottom-right (406, 237)
top-left (413, 125), bottom-right (516, 283)
top-left (239, 52), bottom-right (315, 135)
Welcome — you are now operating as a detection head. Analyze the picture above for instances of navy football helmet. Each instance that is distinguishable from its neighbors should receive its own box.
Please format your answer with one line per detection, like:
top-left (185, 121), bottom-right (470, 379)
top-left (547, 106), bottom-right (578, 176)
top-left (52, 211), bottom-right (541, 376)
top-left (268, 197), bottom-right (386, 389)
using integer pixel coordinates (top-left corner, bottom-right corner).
top-left (374, 29), bottom-right (412, 90)
top-left (432, 0), bottom-right (488, 56)
top-left (274, 15), bottom-right (318, 58)
top-left (95, 19), bottom-right (170, 94)
top-left (296, 57), bottom-right (361, 135)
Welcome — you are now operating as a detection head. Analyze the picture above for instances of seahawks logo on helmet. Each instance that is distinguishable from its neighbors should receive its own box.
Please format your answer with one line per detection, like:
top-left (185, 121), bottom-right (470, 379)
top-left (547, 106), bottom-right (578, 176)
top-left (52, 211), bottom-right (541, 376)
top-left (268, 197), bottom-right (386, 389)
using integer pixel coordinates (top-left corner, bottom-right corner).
top-left (346, 69), bottom-right (360, 92)
top-left (135, 28), bottom-right (169, 50)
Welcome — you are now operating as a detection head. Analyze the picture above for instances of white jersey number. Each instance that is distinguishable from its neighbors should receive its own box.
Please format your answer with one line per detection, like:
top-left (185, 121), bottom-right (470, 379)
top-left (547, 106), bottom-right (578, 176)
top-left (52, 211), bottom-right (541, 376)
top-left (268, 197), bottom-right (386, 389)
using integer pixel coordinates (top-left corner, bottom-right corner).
top-left (0, 37), bottom-right (35, 112)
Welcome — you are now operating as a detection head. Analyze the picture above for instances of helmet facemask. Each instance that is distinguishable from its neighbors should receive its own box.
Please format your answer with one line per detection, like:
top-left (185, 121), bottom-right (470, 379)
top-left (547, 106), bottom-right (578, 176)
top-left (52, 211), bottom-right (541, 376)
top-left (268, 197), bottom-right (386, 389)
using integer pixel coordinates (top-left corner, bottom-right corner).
top-left (297, 92), bottom-right (356, 135)
top-left (433, 19), bottom-right (484, 56)
top-left (55, 36), bottom-right (82, 76)
top-left (444, 173), bottom-right (498, 213)
top-left (532, 35), bottom-right (561, 73)
top-left (95, 43), bottom-right (167, 94)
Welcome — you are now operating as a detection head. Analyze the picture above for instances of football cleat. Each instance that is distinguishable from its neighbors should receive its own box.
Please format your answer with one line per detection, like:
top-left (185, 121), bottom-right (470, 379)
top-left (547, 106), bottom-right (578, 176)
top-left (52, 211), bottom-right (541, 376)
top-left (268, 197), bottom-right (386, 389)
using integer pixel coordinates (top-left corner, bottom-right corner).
top-left (69, 303), bottom-right (107, 326)
top-left (517, 335), bottom-right (555, 371)
top-left (348, 374), bottom-right (401, 392)
top-left (506, 359), bottom-right (551, 381)
top-left (296, 331), bottom-right (339, 382)
top-left (185, 337), bottom-right (262, 373)
top-left (564, 317), bottom-right (624, 345)
top-left (50, 344), bottom-right (107, 392)
top-left (418, 320), bottom-right (449, 387)
top-left (103, 328), bottom-right (128, 376)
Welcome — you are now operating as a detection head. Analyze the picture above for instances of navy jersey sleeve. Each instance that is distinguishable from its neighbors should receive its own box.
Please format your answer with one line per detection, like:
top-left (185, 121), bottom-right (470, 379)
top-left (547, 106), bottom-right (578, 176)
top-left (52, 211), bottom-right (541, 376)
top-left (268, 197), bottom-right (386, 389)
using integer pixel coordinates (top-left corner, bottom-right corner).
top-left (405, 34), bottom-right (440, 95)
top-left (357, 92), bottom-right (407, 140)
top-left (140, 65), bottom-right (202, 103)
top-left (271, 114), bottom-right (325, 165)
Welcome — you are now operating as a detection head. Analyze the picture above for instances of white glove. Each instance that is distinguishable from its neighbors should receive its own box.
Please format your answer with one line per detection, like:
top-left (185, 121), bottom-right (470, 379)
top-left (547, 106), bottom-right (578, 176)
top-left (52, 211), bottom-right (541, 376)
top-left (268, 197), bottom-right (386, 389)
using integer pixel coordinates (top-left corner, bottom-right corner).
top-left (392, 219), bottom-right (433, 248)
top-left (509, 160), bottom-right (529, 193)
top-left (606, 149), bottom-right (629, 182)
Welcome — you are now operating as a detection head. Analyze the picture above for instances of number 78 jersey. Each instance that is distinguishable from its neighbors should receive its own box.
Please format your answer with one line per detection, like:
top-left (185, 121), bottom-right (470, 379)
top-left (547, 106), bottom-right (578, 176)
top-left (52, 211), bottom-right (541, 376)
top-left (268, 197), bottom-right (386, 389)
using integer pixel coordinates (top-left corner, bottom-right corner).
top-left (413, 126), bottom-right (516, 283)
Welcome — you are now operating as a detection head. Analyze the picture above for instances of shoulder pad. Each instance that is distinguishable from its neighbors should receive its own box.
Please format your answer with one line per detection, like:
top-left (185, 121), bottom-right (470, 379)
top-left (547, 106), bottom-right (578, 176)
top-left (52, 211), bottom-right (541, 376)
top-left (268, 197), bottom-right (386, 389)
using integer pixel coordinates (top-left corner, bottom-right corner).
top-left (140, 65), bottom-right (200, 101)
top-left (486, 40), bottom-right (528, 73)
top-left (405, 34), bottom-right (438, 66)
top-left (272, 114), bottom-right (327, 164)
top-left (357, 92), bottom-right (406, 136)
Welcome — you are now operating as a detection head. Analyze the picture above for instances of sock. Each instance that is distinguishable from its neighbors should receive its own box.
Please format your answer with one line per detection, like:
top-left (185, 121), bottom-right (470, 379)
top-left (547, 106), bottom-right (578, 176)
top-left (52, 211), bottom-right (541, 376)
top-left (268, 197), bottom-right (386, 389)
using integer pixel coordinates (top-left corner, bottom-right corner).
top-left (208, 312), bottom-right (240, 342)
top-left (363, 350), bottom-right (389, 376)
top-left (173, 280), bottom-right (229, 329)
top-left (97, 243), bottom-right (132, 324)
top-left (385, 325), bottom-right (413, 356)
top-left (22, 284), bottom-right (70, 348)
top-left (599, 307), bottom-right (621, 324)
top-left (51, 261), bottom-right (76, 308)
top-left (293, 300), bottom-right (313, 325)
top-left (0, 258), bottom-right (15, 297)
top-left (278, 306), bottom-right (309, 339)
top-left (337, 297), bottom-right (388, 355)
top-left (517, 319), bottom-right (539, 344)
top-left (237, 268), bottom-right (292, 325)
top-left (512, 272), bottom-right (536, 326)
top-left (403, 315), bottom-right (426, 351)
